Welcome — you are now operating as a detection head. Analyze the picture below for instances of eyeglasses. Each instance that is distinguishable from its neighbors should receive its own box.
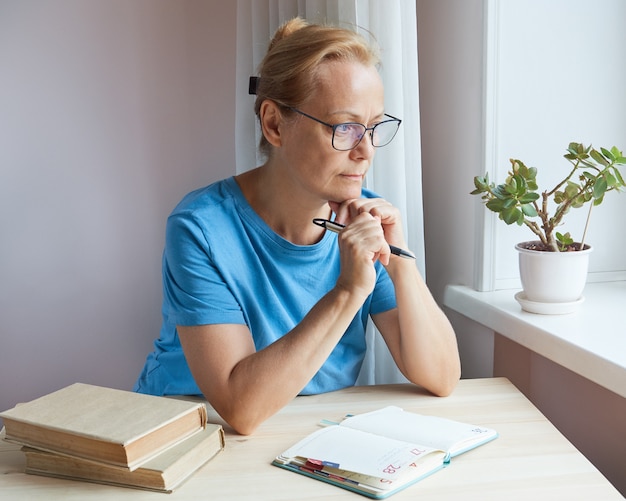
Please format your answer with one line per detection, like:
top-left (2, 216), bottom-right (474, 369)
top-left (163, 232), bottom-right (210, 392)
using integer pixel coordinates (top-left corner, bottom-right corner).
top-left (289, 107), bottom-right (402, 151)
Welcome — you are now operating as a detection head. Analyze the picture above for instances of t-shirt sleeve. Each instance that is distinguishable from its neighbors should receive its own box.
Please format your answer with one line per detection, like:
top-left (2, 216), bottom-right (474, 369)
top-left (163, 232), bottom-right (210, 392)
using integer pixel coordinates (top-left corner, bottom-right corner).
top-left (162, 212), bottom-right (246, 326)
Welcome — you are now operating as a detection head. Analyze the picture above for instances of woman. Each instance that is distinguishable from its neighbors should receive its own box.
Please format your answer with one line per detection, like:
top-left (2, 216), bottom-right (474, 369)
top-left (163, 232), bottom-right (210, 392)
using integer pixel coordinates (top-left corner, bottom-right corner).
top-left (134, 18), bottom-right (460, 435)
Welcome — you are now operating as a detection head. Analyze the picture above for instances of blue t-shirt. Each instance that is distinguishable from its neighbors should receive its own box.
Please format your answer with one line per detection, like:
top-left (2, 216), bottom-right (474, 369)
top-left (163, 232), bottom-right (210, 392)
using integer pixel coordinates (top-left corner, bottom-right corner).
top-left (134, 177), bottom-right (397, 396)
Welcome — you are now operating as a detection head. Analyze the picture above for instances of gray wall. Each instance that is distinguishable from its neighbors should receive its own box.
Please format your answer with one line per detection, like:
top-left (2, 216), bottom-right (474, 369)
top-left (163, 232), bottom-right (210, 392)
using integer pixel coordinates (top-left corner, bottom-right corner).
top-left (417, 0), bottom-right (495, 378)
top-left (0, 0), bottom-right (237, 418)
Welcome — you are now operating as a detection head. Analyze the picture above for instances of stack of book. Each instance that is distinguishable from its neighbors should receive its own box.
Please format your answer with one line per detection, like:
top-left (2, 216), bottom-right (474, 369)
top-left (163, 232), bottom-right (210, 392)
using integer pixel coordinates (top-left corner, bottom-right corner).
top-left (0, 383), bottom-right (224, 493)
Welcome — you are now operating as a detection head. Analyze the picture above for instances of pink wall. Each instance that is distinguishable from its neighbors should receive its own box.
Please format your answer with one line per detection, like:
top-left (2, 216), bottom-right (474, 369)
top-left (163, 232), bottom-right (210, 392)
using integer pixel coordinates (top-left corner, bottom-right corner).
top-left (494, 335), bottom-right (626, 494)
top-left (0, 0), bottom-right (237, 417)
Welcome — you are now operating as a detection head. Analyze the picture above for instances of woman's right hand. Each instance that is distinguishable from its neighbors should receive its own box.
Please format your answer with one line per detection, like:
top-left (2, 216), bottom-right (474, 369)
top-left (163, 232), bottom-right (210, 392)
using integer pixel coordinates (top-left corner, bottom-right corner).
top-left (333, 210), bottom-right (387, 299)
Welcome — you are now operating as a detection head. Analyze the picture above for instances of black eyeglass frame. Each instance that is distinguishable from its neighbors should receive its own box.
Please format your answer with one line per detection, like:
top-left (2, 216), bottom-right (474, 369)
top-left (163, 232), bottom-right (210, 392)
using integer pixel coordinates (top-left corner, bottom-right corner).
top-left (288, 107), bottom-right (402, 151)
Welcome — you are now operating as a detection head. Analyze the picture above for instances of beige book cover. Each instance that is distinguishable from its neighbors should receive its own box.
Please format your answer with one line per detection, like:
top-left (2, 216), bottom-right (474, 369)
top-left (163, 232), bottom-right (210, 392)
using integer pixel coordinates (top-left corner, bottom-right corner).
top-left (22, 423), bottom-right (224, 493)
top-left (0, 383), bottom-right (208, 470)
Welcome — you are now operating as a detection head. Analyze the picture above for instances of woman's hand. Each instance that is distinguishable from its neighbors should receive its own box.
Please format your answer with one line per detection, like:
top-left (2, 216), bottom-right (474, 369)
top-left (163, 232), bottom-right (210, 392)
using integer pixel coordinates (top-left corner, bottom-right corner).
top-left (329, 198), bottom-right (409, 266)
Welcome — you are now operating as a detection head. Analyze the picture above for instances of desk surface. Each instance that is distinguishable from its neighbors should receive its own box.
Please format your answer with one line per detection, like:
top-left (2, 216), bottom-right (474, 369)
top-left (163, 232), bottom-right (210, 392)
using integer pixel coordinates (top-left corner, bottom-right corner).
top-left (0, 378), bottom-right (621, 500)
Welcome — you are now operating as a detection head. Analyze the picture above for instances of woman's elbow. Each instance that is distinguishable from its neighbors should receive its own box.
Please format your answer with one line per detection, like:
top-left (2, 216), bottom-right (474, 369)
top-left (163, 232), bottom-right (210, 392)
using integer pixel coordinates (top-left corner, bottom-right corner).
top-left (215, 404), bottom-right (266, 436)
top-left (230, 420), bottom-right (259, 436)
top-left (431, 365), bottom-right (461, 397)
top-left (412, 363), bottom-right (460, 397)
top-left (432, 378), bottom-right (459, 397)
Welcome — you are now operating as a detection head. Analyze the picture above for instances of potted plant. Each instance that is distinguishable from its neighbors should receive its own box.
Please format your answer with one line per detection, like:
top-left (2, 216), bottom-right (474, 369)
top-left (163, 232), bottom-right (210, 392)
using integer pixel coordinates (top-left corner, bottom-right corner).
top-left (471, 142), bottom-right (625, 313)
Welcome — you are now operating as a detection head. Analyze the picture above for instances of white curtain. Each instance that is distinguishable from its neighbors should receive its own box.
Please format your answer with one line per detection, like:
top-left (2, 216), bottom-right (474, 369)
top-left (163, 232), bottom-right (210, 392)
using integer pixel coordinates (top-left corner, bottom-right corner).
top-left (235, 0), bottom-right (425, 385)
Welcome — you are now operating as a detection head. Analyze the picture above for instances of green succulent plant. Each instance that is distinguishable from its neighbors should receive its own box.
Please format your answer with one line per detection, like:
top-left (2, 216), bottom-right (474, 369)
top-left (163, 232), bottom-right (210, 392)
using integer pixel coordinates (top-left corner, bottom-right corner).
top-left (471, 142), bottom-right (626, 252)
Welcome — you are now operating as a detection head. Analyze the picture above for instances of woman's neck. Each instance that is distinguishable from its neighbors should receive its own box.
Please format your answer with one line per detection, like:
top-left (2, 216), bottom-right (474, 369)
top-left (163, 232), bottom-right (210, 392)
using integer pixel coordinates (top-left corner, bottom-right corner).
top-left (234, 166), bottom-right (331, 245)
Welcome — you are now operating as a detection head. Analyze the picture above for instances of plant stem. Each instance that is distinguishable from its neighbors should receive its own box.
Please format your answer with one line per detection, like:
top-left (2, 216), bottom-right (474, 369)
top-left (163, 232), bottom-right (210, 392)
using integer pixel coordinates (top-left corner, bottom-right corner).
top-left (546, 158), bottom-right (580, 197)
top-left (580, 203), bottom-right (592, 251)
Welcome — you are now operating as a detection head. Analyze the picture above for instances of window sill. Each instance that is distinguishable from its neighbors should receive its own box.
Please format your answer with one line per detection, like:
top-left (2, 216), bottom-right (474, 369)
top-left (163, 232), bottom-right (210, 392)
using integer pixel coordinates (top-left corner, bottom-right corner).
top-left (443, 282), bottom-right (626, 398)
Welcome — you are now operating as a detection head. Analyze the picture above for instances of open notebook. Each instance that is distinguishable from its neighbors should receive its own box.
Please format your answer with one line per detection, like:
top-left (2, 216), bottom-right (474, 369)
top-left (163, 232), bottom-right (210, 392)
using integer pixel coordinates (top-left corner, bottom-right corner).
top-left (273, 406), bottom-right (498, 499)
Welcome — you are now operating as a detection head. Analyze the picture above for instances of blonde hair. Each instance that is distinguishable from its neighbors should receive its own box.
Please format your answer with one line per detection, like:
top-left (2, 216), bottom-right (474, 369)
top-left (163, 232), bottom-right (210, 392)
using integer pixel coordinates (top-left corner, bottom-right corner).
top-left (254, 18), bottom-right (381, 157)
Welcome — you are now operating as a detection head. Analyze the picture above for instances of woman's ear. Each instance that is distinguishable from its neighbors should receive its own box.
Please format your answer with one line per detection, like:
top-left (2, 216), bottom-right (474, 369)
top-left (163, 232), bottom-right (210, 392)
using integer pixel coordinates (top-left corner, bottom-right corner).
top-left (259, 100), bottom-right (284, 148)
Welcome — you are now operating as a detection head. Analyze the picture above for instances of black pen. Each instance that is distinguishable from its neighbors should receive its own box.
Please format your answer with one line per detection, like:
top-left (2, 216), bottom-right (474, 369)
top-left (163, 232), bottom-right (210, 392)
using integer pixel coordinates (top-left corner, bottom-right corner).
top-left (312, 218), bottom-right (416, 260)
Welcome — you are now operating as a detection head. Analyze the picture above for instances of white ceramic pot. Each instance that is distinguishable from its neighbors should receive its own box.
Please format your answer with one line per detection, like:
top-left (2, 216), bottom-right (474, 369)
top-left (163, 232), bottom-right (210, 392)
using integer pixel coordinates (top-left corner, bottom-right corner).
top-left (515, 241), bottom-right (592, 304)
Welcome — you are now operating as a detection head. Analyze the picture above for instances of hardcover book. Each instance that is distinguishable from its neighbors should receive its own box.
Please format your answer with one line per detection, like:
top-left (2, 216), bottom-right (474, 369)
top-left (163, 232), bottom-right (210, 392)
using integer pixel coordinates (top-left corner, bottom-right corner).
top-left (0, 383), bottom-right (208, 470)
top-left (22, 423), bottom-right (224, 492)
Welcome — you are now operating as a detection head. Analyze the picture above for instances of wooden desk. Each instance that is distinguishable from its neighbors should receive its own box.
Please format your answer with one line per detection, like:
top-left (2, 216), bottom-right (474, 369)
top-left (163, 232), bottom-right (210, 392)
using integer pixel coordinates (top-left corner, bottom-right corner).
top-left (0, 378), bottom-right (621, 500)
